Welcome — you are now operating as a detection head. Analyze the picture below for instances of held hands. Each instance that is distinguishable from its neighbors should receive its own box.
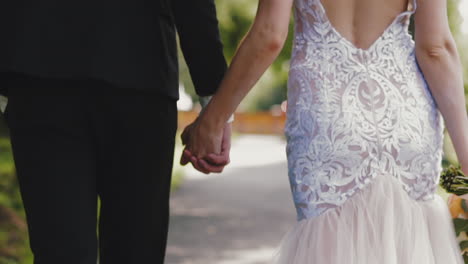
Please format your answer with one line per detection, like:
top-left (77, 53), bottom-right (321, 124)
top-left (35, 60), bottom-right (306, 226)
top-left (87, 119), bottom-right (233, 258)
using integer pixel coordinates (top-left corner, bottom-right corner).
top-left (180, 118), bottom-right (232, 174)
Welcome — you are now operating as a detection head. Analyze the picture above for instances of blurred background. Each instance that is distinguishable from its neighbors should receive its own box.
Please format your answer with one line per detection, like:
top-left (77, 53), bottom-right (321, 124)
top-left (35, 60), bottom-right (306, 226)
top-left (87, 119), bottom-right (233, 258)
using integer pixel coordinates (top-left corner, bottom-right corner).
top-left (0, 1), bottom-right (467, 263)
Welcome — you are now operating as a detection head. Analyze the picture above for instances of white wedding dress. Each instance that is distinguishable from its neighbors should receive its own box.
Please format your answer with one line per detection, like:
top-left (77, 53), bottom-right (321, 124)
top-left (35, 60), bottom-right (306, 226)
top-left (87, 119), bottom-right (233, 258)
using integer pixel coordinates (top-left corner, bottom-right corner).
top-left (274, 0), bottom-right (464, 263)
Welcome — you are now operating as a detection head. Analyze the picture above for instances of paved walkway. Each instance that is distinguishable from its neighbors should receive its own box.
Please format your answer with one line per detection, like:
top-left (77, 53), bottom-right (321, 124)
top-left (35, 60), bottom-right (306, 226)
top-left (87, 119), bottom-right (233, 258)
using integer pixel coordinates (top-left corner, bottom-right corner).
top-left (166, 135), bottom-right (296, 264)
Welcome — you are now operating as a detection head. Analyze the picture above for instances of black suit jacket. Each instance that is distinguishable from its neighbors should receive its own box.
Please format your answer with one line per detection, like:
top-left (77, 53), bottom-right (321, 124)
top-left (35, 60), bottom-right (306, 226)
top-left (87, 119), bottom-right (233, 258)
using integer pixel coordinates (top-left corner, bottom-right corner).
top-left (0, 0), bottom-right (227, 99)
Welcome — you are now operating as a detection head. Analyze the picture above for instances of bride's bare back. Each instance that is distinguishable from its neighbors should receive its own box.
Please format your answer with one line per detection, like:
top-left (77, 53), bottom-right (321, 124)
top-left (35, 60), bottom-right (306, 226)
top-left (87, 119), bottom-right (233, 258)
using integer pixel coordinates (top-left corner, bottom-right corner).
top-left (320, 0), bottom-right (411, 50)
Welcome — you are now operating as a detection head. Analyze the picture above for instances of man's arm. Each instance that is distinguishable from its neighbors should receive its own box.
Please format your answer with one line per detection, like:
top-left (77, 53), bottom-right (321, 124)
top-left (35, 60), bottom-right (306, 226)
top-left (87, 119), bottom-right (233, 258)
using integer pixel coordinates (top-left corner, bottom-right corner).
top-left (171, 0), bottom-right (227, 97)
top-left (173, 0), bottom-right (232, 173)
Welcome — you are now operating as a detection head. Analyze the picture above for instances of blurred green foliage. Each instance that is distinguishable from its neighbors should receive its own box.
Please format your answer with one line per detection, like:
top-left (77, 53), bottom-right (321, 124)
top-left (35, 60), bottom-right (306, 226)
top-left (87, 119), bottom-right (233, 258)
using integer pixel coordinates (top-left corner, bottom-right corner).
top-left (447, 0), bottom-right (468, 103)
top-left (0, 132), bottom-right (32, 263)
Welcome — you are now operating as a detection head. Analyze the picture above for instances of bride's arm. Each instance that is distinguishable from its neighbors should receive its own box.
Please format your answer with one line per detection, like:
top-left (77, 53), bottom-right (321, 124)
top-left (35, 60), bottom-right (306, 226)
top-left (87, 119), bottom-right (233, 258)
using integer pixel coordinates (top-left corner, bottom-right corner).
top-left (414, 0), bottom-right (468, 173)
top-left (186, 0), bottom-right (294, 159)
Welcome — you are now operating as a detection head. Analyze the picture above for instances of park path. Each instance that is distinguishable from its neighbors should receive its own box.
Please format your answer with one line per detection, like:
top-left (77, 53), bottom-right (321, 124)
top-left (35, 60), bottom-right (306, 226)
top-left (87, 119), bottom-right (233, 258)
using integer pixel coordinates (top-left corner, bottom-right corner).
top-left (165, 135), bottom-right (296, 264)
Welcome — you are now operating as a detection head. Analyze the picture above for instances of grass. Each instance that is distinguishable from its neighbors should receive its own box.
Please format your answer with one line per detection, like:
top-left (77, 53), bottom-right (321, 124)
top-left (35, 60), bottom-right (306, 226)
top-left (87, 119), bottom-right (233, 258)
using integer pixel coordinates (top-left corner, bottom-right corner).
top-left (171, 143), bottom-right (185, 191)
top-left (172, 131), bottom-right (188, 191)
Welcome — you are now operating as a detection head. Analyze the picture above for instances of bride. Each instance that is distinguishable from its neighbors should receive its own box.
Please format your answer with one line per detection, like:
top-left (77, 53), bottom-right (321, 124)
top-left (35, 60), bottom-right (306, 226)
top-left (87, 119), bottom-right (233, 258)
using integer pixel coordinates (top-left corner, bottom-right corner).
top-left (181, 0), bottom-right (467, 262)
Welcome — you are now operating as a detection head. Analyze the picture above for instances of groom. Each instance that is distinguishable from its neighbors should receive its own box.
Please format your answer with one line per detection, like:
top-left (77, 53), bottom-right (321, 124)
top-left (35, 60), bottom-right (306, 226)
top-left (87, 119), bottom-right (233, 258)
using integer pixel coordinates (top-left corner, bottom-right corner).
top-left (0, 0), bottom-right (230, 263)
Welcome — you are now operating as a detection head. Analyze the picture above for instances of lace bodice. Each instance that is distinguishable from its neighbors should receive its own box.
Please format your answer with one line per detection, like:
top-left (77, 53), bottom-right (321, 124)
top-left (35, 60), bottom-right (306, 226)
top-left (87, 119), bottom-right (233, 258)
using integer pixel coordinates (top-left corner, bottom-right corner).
top-left (285, 0), bottom-right (445, 220)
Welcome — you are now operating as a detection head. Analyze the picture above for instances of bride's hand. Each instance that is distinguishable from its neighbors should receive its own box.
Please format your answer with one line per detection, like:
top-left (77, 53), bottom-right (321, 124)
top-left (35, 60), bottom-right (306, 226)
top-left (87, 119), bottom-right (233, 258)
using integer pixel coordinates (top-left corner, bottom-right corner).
top-left (180, 118), bottom-right (229, 173)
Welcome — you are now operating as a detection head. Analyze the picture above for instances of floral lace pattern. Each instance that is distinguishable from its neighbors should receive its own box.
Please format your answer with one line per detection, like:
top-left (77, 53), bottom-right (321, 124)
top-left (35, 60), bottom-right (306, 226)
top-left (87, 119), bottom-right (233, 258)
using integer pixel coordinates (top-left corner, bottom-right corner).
top-left (285, 0), bottom-right (445, 220)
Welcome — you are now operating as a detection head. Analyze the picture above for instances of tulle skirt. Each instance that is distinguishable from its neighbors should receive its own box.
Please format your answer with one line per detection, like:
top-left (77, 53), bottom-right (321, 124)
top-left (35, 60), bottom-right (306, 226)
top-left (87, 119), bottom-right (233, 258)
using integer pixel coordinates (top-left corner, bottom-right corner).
top-left (272, 174), bottom-right (464, 264)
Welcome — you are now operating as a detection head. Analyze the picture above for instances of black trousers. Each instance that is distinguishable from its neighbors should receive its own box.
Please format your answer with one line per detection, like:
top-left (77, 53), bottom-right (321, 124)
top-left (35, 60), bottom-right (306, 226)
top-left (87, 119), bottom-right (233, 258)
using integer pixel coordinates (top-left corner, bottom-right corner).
top-left (2, 76), bottom-right (178, 264)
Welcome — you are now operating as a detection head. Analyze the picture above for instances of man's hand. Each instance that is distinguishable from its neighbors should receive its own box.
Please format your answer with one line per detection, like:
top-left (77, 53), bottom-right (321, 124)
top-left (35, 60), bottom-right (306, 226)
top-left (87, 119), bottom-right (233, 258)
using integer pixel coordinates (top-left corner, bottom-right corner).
top-left (180, 121), bottom-right (232, 174)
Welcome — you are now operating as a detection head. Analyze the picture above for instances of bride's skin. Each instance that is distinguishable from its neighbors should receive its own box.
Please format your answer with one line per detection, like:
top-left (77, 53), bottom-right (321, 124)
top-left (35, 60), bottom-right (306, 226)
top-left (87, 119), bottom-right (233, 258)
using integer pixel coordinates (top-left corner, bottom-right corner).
top-left (182, 0), bottom-right (468, 175)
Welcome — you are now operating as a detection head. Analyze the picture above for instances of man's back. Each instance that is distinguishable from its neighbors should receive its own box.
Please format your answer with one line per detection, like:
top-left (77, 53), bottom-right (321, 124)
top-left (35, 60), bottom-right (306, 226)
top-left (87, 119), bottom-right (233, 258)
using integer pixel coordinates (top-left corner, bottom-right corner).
top-left (0, 0), bottom-right (227, 98)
